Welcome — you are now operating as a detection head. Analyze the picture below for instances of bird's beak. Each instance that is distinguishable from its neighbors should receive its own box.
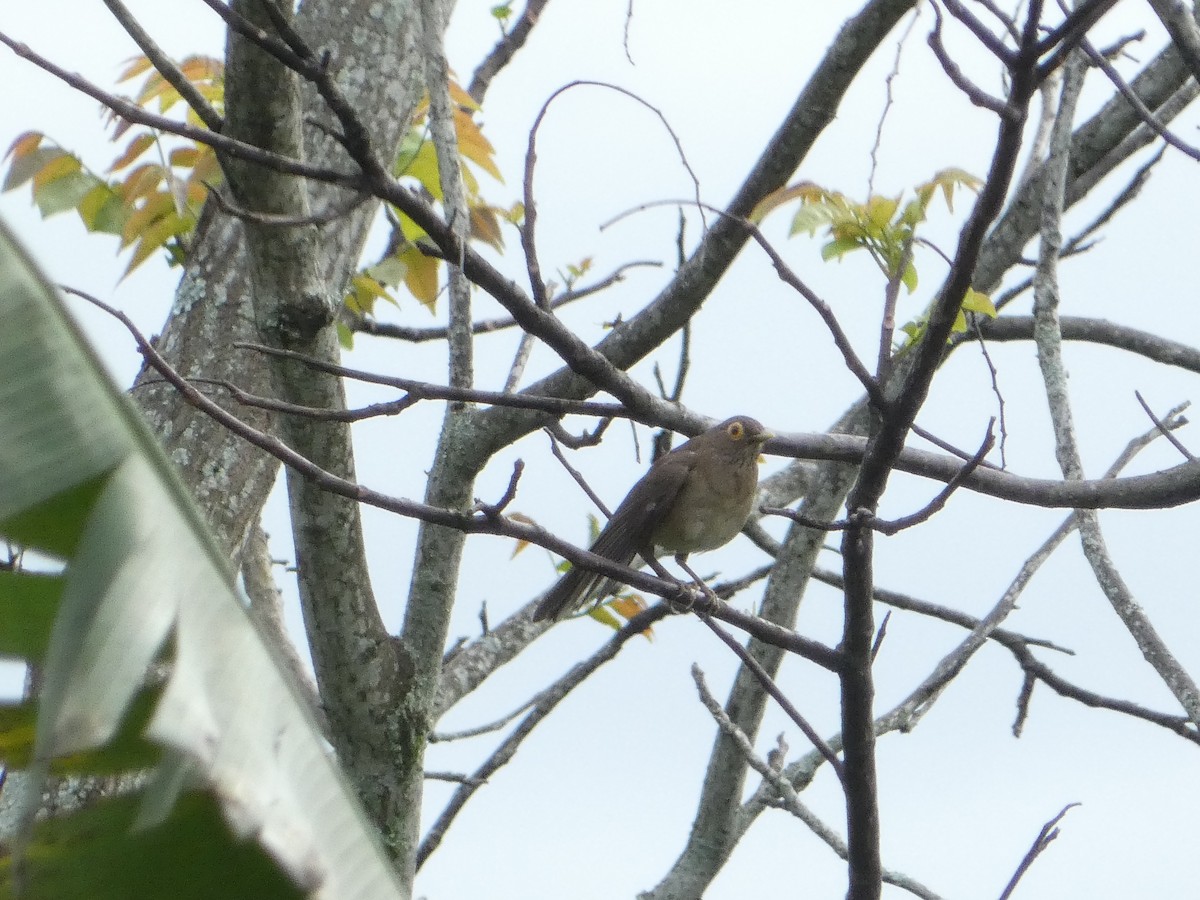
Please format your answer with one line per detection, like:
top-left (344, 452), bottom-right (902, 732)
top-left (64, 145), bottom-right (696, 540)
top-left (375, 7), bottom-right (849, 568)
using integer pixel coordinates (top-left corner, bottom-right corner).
top-left (755, 430), bottom-right (775, 462)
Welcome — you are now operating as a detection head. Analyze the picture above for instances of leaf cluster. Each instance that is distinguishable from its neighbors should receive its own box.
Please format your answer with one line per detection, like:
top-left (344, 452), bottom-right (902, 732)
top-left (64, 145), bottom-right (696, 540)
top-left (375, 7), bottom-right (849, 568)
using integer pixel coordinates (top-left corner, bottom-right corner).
top-left (753, 169), bottom-right (997, 341)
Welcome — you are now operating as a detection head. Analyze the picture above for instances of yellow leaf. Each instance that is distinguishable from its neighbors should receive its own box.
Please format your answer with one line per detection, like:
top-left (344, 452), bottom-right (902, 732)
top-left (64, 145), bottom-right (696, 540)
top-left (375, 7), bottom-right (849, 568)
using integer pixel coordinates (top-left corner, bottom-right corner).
top-left (402, 141), bottom-right (442, 199)
top-left (396, 213), bottom-right (428, 244)
top-left (961, 287), bottom-right (996, 318)
top-left (119, 164), bottom-right (168, 204)
top-left (5, 131), bottom-right (44, 162)
top-left (178, 56), bottom-right (223, 83)
top-left (821, 235), bottom-right (861, 261)
top-left (345, 273), bottom-right (395, 316)
top-left (866, 195), bottom-right (899, 229)
top-left (506, 513), bottom-right (537, 558)
top-left (109, 133), bottom-right (156, 173)
top-left (189, 147), bottom-right (222, 185)
top-left (31, 154), bottom-right (81, 191)
top-left (116, 55), bottom-right (153, 83)
top-left (750, 180), bottom-right (826, 223)
top-left (610, 594), bottom-right (650, 624)
top-left (455, 110), bottom-right (502, 181)
top-left (469, 204), bottom-right (504, 251)
top-left (78, 184), bottom-right (126, 234)
top-left (121, 192), bottom-right (176, 247)
top-left (123, 210), bottom-right (189, 277)
top-left (449, 80), bottom-right (481, 112)
top-left (184, 180), bottom-right (208, 207)
top-left (169, 147), bottom-right (200, 168)
top-left (788, 203), bottom-right (835, 236)
top-left (400, 244), bottom-right (440, 310)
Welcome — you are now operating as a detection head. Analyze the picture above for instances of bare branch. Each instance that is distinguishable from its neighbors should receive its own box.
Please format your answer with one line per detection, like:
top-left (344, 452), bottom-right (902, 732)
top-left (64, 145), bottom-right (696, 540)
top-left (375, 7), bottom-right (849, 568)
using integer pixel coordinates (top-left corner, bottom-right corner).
top-left (1146, 0), bottom-right (1200, 87)
top-left (691, 666), bottom-right (945, 900)
top-left (1134, 391), bottom-right (1194, 461)
top-left (417, 604), bottom-right (672, 868)
top-left (1078, 36), bottom-right (1200, 161)
top-left (349, 260), bottom-right (662, 343)
top-left (699, 615), bottom-right (846, 783)
top-left (1031, 49), bottom-right (1200, 724)
top-left (206, 184), bottom-right (371, 226)
top-left (468, 0), bottom-right (551, 104)
top-left (997, 805), bottom-right (1080, 900)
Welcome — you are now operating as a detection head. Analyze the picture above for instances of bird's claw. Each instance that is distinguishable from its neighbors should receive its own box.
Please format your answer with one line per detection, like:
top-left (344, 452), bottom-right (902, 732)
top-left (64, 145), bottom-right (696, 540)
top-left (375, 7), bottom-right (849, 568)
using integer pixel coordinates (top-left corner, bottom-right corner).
top-left (667, 583), bottom-right (702, 615)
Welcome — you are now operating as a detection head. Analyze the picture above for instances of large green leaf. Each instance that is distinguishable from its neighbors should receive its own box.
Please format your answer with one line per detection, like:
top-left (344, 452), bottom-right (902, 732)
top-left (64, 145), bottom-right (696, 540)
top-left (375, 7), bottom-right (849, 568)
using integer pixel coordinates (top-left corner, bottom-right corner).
top-left (0, 572), bottom-right (62, 662)
top-left (0, 217), bottom-right (403, 899)
top-left (3, 791), bottom-right (306, 900)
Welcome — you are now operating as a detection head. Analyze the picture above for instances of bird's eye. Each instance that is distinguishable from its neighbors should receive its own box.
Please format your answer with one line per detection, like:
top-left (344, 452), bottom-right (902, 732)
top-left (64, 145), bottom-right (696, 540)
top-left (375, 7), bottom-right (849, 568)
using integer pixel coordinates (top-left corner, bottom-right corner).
top-left (727, 421), bottom-right (744, 440)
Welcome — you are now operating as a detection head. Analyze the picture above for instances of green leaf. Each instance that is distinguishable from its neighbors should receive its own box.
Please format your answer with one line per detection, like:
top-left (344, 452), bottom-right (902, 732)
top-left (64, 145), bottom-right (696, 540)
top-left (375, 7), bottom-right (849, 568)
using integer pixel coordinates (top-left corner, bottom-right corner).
top-left (0, 686), bottom-right (162, 774)
top-left (0, 217), bottom-right (404, 899)
top-left (901, 260), bottom-right (918, 294)
top-left (34, 171), bottom-right (102, 218)
top-left (1, 476), bottom-right (110, 560)
top-left (78, 184), bottom-right (129, 235)
top-left (586, 602), bottom-right (624, 631)
top-left (821, 235), bottom-right (862, 261)
top-left (0, 791), bottom-right (305, 900)
top-left (365, 254), bottom-right (409, 288)
top-left (865, 195), bottom-right (899, 229)
top-left (788, 203), bottom-right (834, 236)
top-left (0, 571), bottom-right (63, 662)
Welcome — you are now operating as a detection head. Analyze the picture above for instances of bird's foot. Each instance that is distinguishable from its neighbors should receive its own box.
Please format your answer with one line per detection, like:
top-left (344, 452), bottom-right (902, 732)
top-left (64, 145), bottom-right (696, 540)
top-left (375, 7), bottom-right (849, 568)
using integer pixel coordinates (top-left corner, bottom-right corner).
top-left (667, 582), bottom-right (703, 614)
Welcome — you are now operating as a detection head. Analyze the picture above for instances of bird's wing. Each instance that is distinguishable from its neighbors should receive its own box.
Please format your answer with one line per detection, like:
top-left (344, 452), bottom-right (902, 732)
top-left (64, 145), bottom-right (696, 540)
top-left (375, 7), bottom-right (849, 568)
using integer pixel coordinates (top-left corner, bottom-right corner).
top-left (531, 449), bottom-right (697, 621)
top-left (601, 447), bottom-right (698, 550)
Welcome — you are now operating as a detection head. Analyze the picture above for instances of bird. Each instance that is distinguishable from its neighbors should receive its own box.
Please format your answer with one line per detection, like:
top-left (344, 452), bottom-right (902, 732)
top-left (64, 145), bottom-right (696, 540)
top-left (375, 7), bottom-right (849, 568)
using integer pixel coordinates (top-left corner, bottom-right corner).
top-left (532, 416), bottom-right (773, 621)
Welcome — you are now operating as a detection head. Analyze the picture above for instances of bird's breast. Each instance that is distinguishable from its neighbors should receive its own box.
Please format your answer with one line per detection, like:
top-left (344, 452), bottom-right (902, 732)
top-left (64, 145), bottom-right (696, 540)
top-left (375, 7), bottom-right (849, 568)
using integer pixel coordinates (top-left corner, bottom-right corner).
top-left (651, 460), bottom-right (756, 553)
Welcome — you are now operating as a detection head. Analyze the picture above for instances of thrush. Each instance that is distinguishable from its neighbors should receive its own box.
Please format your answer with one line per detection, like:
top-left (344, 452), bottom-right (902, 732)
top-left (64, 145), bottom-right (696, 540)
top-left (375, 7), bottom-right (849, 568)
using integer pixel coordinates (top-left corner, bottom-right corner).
top-left (532, 416), bottom-right (773, 621)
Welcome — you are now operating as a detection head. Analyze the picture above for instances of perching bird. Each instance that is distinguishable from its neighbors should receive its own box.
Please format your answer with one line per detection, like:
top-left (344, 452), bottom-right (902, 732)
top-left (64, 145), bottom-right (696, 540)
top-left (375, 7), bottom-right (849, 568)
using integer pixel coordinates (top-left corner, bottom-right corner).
top-left (532, 416), bottom-right (773, 621)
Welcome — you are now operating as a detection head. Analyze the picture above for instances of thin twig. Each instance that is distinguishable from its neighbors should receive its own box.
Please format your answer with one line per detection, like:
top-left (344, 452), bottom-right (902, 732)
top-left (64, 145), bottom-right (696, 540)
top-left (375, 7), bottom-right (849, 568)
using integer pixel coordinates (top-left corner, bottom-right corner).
top-left (428, 698), bottom-right (537, 742)
top-left (1134, 390), bottom-right (1195, 460)
top-left (424, 771), bottom-right (486, 786)
top-left (997, 804), bottom-right (1080, 900)
top-left (206, 184), bottom-right (371, 227)
top-left (350, 260), bottom-right (662, 343)
top-left (474, 460), bottom-right (524, 518)
top-left (870, 423), bottom-right (995, 534)
top-left (544, 429), bottom-right (613, 518)
top-left (928, 4), bottom-right (1012, 116)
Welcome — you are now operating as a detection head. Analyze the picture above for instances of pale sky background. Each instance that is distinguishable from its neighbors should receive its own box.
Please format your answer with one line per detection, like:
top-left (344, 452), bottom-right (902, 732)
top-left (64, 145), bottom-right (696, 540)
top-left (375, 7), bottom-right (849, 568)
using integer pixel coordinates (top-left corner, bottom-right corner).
top-left (3, 2), bottom-right (1200, 898)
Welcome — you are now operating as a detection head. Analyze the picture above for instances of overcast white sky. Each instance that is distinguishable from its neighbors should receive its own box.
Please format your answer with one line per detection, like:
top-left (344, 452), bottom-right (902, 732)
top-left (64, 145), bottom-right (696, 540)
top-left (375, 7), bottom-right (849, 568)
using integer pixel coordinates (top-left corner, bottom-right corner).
top-left (3, 2), bottom-right (1200, 898)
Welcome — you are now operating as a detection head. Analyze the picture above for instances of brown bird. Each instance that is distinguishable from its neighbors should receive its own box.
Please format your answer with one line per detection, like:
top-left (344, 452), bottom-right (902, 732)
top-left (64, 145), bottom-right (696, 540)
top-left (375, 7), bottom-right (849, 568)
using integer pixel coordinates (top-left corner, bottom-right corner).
top-left (532, 416), bottom-right (773, 621)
